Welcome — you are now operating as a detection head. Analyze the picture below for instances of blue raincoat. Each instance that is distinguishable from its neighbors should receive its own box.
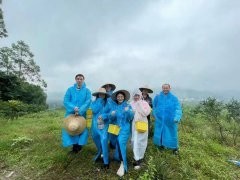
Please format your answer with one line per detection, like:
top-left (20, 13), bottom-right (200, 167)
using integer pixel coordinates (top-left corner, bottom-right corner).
top-left (153, 92), bottom-right (182, 149)
top-left (109, 101), bottom-right (134, 172)
top-left (91, 98), bottom-right (111, 164)
top-left (62, 82), bottom-right (91, 147)
top-left (106, 90), bottom-right (117, 148)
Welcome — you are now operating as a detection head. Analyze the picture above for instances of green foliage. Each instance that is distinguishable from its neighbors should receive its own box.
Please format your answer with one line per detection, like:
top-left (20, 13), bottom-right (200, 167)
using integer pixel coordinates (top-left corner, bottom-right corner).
top-left (11, 136), bottom-right (33, 148)
top-left (0, 109), bottom-right (239, 179)
top-left (0, 71), bottom-right (47, 105)
top-left (200, 97), bottom-right (224, 122)
top-left (226, 99), bottom-right (240, 122)
top-left (200, 97), bottom-right (226, 142)
top-left (0, 41), bottom-right (47, 118)
top-left (0, 100), bottom-right (27, 119)
top-left (0, 1), bottom-right (8, 38)
top-left (138, 156), bottom-right (157, 180)
top-left (0, 100), bottom-right (47, 119)
top-left (225, 99), bottom-right (240, 145)
top-left (0, 41), bottom-right (47, 88)
top-left (0, 47), bottom-right (14, 74)
top-left (19, 81), bottom-right (47, 105)
top-left (0, 71), bottom-right (21, 101)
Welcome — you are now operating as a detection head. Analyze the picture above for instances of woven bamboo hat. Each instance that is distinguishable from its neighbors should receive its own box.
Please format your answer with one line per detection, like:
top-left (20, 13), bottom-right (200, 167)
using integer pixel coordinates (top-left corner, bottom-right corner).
top-left (139, 85), bottom-right (153, 93)
top-left (92, 88), bottom-right (110, 97)
top-left (101, 83), bottom-right (116, 91)
top-left (63, 114), bottom-right (86, 136)
top-left (111, 89), bottom-right (130, 101)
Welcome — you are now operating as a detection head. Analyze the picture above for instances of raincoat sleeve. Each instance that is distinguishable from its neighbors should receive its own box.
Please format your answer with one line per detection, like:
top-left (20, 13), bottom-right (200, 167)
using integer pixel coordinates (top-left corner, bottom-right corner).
top-left (108, 106), bottom-right (117, 123)
top-left (79, 89), bottom-right (92, 116)
top-left (136, 101), bottom-right (151, 117)
top-left (63, 88), bottom-right (75, 113)
top-left (174, 97), bottom-right (182, 122)
top-left (91, 98), bottom-right (103, 114)
top-left (125, 105), bottom-right (134, 122)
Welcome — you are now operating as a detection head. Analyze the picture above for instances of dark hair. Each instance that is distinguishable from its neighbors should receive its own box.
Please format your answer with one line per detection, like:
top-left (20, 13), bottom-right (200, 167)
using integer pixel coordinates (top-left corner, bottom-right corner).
top-left (142, 92), bottom-right (149, 98)
top-left (162, 83), bottom-right (171, 88)
top-left (75, 74), bottom-right (85, 79)
top-left (115, 92), bottom-right (125, 103)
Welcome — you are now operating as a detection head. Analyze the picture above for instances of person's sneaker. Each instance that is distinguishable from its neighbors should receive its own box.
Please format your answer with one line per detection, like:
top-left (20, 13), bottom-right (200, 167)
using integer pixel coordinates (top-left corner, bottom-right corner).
top-left (134, 165), bottom-right (141, 170)
top-left (116, 161), bottom-right (124, 177)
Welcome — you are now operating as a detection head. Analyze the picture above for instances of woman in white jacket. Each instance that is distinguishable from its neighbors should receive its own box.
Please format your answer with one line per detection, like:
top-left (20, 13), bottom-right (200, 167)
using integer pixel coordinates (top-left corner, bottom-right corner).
top-left (130, 90), bottom-right (151, 169)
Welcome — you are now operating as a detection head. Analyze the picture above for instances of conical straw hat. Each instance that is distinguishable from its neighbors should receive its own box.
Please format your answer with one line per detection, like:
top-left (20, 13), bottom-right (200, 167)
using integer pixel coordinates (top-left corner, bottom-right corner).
top-left (63, 114), bottom-right (86, 136)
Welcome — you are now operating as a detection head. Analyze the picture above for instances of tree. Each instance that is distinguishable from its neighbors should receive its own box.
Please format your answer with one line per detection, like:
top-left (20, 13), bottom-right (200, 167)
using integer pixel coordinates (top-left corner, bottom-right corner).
top-left (0, 47), bottom-right (14, 75)
top-left (0, 71), bottom-right (47, 106)
top-left (11, 41), bottom-right (47, 88)
top-left (0, 71), bottom-right (21, 101)
top-left (225, 99), bottom-right (240, 145)
top-left (19, 81), bottom-right (47, 105)
top-left (0, 42), bottom-right (47, 88)
top-left (0, 0), bottom-right (8, 38)
top-left (200, 97), bottom-right (225, 142)
top-left (11, 41), bottom-right (34, 79)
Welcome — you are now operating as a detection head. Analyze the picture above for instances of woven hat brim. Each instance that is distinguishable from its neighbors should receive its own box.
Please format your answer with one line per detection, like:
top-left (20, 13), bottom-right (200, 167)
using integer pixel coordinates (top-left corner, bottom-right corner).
top-left (139, 87), bottom-right (153, 93)
top-left (92, 92), bottom-right (110, 97)
top-left (102, 83), bottom-right (116, 91)
top-left (111, 90), bottom-right (130, 101)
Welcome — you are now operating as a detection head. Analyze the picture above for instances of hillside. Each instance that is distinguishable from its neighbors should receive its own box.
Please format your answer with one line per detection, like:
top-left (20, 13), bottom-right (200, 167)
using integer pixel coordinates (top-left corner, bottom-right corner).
top-left (0, 109), bottom-right (239, 179)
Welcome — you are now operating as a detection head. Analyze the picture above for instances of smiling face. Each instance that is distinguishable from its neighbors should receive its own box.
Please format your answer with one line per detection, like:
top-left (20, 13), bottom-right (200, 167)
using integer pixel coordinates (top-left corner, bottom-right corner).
top-left (133, 94), bottom-right (140, 101)
top-left (116, 93), bottom-right (125, 104)
top-left (162, 84), bottom-right (171, 94)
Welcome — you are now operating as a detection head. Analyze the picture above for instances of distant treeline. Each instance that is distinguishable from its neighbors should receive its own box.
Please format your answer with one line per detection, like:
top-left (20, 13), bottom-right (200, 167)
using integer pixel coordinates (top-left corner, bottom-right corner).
top-left (0, 41), bottom-right (47, 119)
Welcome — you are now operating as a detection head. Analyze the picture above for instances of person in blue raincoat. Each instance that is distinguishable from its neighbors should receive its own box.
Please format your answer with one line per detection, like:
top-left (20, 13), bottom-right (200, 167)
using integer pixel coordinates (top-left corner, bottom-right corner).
top-left (91, 87), bottom-right (111, 168)
top-left (62, 74), bottom-right (91, 153)
top-left (108, 90), bottom-right (133, 177)
top-left (153, 84), bottom-right (182, 155)
top-left (102, 83), bottom-right (116, 97)
top-left (101, 83), bottom-right (117, 149)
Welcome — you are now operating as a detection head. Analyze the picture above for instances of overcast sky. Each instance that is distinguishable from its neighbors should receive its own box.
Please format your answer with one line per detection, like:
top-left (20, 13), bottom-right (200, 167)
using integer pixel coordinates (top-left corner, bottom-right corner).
top-left (1, 0), bottom-right (240, 99)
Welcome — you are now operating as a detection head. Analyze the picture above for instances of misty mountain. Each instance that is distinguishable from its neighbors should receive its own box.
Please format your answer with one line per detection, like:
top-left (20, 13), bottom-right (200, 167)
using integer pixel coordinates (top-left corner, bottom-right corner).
top-left (47, 88), bottom-right (240, 108)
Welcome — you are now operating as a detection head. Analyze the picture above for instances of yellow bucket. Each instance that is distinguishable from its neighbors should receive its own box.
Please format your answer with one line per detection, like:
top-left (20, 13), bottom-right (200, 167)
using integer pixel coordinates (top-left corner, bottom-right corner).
top-left (86, 119), bottom-right (92, 128)
top-left (135, 121), bottom-right (148, 133)
top-left (108, 124), bottom-right (120, 135)
top-left (86, 109), bottom-right (93, 115)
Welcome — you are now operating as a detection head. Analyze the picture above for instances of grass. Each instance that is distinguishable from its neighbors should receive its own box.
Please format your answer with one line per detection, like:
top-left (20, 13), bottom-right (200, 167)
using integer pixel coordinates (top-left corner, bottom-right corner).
top-left (0, 109), bottom-right (240, 179)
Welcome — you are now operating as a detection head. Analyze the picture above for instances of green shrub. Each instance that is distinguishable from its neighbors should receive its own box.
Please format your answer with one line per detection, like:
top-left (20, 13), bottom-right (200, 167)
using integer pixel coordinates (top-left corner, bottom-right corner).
top-left (138, 156), bottom-right (157, 180)
top-left (11, 136), bottom-right (33, 148)
top-left (0, 100), bottom-right (47, 119)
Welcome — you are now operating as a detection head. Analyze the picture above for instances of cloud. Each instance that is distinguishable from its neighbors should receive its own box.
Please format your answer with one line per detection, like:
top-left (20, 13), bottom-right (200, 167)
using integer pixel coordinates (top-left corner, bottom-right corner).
top-left (1, 0), bottom-right (240, 100)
